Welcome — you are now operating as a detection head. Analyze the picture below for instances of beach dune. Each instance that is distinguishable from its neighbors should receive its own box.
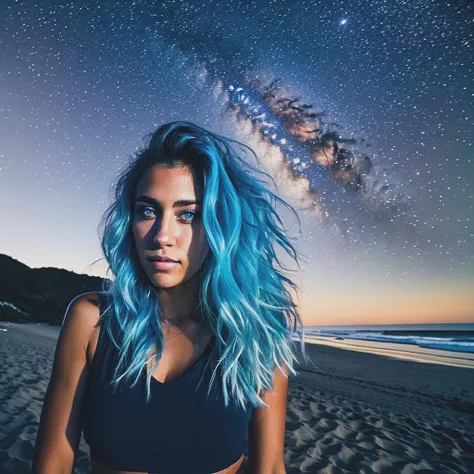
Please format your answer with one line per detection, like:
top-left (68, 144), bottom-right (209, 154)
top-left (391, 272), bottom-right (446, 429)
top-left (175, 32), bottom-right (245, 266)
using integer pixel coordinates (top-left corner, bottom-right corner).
top-left (1, 323), bottom-right (473, 473)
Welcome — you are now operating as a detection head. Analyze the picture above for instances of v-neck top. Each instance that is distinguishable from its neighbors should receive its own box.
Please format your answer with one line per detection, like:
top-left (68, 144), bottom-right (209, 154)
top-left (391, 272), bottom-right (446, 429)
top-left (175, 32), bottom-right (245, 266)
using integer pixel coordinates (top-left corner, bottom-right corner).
top-left (81, 301), bottom-right (254, 473)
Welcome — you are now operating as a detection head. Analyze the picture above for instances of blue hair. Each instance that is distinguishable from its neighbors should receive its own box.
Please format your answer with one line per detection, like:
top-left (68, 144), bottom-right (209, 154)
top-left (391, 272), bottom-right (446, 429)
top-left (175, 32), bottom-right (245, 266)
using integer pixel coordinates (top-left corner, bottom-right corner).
top-left (96, 120), bottom-right (310, 410)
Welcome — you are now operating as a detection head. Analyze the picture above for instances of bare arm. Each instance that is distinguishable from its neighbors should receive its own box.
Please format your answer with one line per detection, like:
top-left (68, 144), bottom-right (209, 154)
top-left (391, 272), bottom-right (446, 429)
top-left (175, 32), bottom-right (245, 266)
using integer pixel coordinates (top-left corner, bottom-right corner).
top-left (247, 366), bottom-right (289, 474)
top-left (32, 294), bottom-right (99, 474)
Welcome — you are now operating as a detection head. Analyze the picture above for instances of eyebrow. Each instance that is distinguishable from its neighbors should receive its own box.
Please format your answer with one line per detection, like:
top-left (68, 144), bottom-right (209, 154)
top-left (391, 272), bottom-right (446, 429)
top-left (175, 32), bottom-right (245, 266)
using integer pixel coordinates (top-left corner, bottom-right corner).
top-left (134, 195), bottom-right (202, 208)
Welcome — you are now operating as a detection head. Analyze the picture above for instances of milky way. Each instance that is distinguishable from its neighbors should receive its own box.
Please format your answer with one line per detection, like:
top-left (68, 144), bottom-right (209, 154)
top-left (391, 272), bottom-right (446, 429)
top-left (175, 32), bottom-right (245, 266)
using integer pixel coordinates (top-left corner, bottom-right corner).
top-left (131, 3), bottom-right (427, 251)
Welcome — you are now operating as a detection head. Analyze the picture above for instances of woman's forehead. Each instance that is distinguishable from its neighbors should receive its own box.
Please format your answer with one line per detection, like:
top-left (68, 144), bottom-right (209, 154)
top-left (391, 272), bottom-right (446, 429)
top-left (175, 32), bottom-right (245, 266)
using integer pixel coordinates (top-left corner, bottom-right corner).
top-left (135, 165), bottom-right (203, 203)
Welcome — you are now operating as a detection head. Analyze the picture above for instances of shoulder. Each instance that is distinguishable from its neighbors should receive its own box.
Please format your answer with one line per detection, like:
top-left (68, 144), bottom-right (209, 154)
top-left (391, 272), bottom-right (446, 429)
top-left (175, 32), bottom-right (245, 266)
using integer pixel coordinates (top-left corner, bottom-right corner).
top-left (62, 291), bottom-right (102, 364)
top-left (63, 291), bottom-right (102, 332)
top-left (66, 290), bottom-right (102, 312)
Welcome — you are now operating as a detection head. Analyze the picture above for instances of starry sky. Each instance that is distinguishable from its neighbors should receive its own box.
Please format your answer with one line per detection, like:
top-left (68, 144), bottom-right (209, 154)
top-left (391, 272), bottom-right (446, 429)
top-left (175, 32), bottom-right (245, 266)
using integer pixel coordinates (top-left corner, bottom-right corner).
top-left (1, 0), bottom-right (473, 326)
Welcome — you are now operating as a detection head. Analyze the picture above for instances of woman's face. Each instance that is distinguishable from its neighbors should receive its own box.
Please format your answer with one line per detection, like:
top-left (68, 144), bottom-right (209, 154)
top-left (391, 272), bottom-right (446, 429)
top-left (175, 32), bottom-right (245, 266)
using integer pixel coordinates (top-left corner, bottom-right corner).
top-left (132, 164), bottom-right (210, 289)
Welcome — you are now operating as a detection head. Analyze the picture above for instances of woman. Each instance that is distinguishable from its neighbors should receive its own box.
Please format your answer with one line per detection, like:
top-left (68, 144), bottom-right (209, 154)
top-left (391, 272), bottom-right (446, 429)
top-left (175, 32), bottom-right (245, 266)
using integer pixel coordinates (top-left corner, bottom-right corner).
top-left (32, 121), bottom-right (309, 474)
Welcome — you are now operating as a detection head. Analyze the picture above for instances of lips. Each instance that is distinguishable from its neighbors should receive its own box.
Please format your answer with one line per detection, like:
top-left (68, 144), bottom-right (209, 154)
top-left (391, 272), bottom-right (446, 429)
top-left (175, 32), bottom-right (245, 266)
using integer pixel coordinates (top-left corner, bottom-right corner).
top-left (147, 256), bottom-right (180, 263)
top-left (149, 260), bottom-right (179, 272)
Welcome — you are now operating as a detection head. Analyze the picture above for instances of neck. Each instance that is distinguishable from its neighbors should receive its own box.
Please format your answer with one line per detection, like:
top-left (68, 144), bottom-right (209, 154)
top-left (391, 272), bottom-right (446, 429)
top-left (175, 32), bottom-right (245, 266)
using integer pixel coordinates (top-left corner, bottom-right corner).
top-left (157, 272), bottom-right (203, 329)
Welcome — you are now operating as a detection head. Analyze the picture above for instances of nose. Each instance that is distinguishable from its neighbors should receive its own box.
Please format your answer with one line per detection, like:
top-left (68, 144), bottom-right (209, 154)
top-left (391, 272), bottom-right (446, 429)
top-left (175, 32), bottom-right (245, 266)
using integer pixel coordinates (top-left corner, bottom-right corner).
top-left (152, 212), bottom-right (177, 246)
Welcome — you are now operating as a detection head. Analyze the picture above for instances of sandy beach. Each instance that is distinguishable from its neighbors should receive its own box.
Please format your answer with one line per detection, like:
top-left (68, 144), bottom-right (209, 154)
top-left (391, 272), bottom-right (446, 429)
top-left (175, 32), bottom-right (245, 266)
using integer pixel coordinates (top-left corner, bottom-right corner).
top-left (1, 322), bottom-right (473, 473)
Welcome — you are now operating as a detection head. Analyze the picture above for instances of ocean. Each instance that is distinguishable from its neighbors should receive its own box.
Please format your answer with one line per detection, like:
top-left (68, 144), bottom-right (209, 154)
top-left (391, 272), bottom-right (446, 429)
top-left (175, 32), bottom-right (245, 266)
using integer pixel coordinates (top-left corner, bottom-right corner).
top-left (299, 323), bottom-right (474, 354)
top-left (3, 321), bottom-right (474, 355)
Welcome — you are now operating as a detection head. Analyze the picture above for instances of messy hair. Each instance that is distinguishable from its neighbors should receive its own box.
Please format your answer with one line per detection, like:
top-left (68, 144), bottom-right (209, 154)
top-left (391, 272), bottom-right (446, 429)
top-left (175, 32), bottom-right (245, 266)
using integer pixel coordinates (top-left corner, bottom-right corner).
top-left (95, 120), bottom-right (309, 410)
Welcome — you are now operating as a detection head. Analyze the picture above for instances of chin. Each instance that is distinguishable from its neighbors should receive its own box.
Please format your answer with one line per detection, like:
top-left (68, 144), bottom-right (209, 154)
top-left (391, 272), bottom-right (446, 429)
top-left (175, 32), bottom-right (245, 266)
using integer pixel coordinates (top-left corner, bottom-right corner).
top-left (151, 274), bottom-right (184, 288)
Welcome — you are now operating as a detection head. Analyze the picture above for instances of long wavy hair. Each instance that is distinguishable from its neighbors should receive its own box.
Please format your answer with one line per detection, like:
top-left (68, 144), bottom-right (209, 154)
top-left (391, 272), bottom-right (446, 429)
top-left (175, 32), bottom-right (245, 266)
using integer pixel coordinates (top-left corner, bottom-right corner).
top-left (95, 120), bottom-right (310, 410)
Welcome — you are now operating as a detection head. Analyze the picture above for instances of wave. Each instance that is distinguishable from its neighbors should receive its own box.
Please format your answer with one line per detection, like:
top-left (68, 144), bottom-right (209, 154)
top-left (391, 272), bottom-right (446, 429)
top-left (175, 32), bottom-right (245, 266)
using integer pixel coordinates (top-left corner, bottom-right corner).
top-left (302, 328), bottom-right (474, 354)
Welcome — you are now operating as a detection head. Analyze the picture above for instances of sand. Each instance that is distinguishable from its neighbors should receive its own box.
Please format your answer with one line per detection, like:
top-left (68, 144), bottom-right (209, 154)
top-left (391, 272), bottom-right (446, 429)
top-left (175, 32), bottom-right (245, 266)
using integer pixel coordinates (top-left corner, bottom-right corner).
top-left (1, 322), bottom-right (473, 474)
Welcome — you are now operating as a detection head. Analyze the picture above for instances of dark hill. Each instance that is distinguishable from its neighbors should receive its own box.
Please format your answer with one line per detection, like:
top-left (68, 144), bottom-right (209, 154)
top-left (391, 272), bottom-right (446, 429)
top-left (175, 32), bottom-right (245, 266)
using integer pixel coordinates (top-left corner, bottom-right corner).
top-left (0, 254), bottom-right (108, 325)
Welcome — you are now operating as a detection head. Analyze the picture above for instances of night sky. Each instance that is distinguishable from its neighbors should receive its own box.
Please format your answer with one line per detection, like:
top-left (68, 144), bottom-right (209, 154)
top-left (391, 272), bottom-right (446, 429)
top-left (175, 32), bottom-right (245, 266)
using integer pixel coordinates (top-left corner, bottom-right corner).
top-left (1, 0), bottom-right (473, 325)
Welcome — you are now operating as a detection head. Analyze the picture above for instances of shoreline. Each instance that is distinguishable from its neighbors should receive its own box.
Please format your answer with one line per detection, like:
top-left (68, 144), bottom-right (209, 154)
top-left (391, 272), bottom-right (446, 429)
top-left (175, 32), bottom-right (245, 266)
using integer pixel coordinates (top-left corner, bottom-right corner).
top-left (299, 335), bottom-right (474, 369)
top-left (3, 322), bottom-right (473, 368)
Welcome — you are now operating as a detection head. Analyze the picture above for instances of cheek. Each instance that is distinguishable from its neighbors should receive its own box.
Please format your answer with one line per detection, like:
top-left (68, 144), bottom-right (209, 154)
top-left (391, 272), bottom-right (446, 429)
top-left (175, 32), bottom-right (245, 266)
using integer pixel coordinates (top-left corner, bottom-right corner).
top-left (197, 237), bottom-right (210, 265)
top-left (132, 221), bottom-right (148, 239)
top-left (186, 230), bottom-right (209, 263)
top-left (132, 224), bottom-right (147, 252)
top-left (131, 225), bottom-right (139, 243)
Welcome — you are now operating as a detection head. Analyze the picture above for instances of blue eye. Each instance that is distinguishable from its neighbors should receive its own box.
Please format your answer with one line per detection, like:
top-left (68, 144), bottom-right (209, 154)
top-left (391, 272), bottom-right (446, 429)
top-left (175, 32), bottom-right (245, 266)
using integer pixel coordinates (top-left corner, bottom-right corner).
top-left (135, 206), bottom-right (199, 223)
top-left (136, 206), bottom-right (155, 218)
top-left (180, 209), bottom-right (200, 222)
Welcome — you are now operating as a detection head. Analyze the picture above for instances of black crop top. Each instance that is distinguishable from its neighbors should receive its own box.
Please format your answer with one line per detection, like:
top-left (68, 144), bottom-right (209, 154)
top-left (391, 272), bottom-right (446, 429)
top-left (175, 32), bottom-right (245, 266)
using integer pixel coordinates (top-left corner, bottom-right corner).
top-left (81, 300), bottom-right (254, 473)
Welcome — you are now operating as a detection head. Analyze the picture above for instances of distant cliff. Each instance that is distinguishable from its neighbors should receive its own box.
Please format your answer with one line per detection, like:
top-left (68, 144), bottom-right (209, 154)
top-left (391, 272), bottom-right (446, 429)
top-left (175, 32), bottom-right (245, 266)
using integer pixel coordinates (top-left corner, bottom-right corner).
top-left (0, 254), bottom-right (108, 325)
